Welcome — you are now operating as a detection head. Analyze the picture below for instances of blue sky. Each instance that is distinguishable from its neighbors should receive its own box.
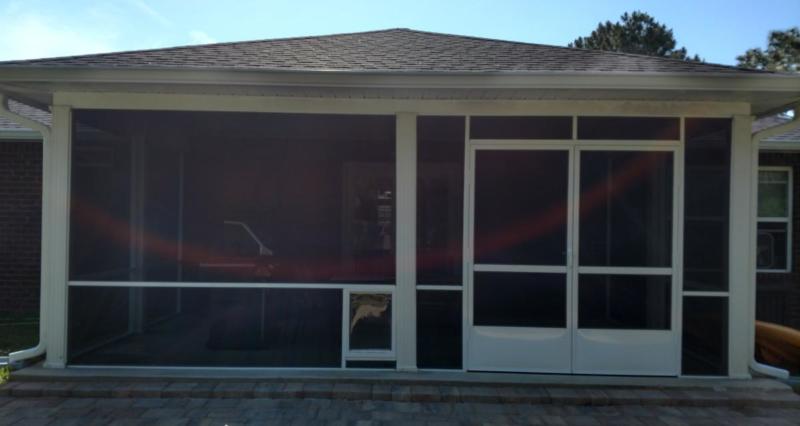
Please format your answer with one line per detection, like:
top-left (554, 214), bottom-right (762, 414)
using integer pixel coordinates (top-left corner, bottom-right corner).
top-left (0, 0), bottom-right (797, 65)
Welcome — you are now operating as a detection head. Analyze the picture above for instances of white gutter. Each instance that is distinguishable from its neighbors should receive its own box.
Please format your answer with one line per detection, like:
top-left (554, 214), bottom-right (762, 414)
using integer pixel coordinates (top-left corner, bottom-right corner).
top-left (0, 66), bottom-right (799, 92)
top-left (749, 359), bottom-right (790, 380)
top-left (0, 129), bottom-right (40, 140)
top-left (749, 108), bottom-right (799, 381)
top-left (0, 94), bottom-right (50, 365)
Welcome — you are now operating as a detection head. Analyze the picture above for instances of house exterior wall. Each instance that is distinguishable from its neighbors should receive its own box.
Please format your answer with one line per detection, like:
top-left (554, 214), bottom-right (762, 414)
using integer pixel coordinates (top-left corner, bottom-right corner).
top-left (0, 140), bottom-right (42, 314)
top-left (757, 151), bottom-right (800, 329)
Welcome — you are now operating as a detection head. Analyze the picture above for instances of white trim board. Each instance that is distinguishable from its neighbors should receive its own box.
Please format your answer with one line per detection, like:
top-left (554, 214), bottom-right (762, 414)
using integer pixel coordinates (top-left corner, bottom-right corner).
top-left (0, 130), bottom-right (41, 140)
top-left (53, 92), bottom-right (752, 117)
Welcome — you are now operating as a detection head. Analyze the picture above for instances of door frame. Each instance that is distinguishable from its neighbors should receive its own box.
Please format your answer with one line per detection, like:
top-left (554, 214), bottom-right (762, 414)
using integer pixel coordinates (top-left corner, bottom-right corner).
top-left (462, 137), bottom-right (684, 375)
top-left (465, 143), bottom-right (575, 373)
top-left (569, 144), bottom-right (682, 376)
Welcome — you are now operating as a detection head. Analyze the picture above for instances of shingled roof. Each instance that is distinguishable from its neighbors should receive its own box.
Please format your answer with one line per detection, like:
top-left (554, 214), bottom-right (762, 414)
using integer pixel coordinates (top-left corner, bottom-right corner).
top-left (0, 28), bottom-right (764, 74)
top-left (0, 99), bottom-right (51, 132)
top-left (754, 115), bottom-right (800, 143)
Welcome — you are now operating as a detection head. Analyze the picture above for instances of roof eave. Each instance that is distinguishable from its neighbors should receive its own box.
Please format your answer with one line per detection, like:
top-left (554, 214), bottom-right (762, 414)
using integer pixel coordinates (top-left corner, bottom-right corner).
top-left (0, 66), bottom-right (798, 92)
top-left (0, 129), bottom-right (40, 140)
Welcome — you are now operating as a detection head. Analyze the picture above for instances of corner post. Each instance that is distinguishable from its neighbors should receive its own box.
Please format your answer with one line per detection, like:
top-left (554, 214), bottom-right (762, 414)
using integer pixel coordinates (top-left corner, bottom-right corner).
top-left (43, 105), bottom-right (72, 368)
top-left (728, 114), bottom-right (755, 378)
top-left (395, 112), bottom-right (417, 371)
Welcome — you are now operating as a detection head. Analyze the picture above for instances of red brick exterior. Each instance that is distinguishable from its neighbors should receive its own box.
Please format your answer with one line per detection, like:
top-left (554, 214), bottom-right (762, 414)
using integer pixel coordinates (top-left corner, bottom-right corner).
top-left (757, 151), bottom-right (800, 329)
top-left (0, 140), bottom-right (42, 314)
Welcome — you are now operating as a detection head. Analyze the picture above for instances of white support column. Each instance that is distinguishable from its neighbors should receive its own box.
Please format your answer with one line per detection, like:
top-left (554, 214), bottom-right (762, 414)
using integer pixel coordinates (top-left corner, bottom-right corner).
top-left (395, 112), bottom-right (417, 371)
top-left (43, 105), bottom-right (72, 368)
top-left (728, 114), bottom-right (755, 378)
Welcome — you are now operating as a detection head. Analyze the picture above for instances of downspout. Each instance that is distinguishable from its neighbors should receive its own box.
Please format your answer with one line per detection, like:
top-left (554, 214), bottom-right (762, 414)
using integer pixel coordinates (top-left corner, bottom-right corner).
top-left (749, 107), bottom-right (799, 380)
top-left (0, 94), bottom-right (51, 365)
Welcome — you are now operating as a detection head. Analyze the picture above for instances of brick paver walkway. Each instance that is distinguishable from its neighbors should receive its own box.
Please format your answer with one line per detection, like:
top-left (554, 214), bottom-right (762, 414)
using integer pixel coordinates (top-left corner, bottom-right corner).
top-left (3, 377), bottom-right (800, 425)
top-left (2, 395), bottom-right (800, 425)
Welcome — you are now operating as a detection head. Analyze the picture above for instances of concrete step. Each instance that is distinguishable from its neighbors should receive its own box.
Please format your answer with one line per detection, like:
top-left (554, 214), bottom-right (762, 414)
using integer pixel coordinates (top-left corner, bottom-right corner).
top-left (2, 380), bottom-right (799, 408)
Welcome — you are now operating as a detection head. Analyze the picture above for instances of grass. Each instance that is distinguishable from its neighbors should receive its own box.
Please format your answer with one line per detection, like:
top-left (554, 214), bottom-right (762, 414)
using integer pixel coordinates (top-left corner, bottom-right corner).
top-left (0, 312), bottom-right (39, 357)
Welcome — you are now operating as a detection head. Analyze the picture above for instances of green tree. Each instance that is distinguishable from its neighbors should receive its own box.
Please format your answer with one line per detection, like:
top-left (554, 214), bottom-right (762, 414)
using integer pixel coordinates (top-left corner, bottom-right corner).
top-left (570, 11), bottom-right (700, 61)
top-left (737, 27), bottom-right (800, 72)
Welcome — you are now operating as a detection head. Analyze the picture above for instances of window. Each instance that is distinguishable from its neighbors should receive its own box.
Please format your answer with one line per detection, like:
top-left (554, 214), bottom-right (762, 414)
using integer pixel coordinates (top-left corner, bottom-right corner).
top-left (757, 168), bottom-right (792, 272)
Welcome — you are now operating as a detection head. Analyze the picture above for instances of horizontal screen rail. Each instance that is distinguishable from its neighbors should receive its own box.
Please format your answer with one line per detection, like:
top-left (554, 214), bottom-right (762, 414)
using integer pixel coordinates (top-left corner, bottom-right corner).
top-left (416, 285), bottom-right (463, 291)
top-left (68, 281), bottom-right (396, 291)
top-left (473, 264), bottom-right (568, 274)
top-left (576, 267), bottom-right (673, 276)
top-left (682, 291), bottom-right (730, 297)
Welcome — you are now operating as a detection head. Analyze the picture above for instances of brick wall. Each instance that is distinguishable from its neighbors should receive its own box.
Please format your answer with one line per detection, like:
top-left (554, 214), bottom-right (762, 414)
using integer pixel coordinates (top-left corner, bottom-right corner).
top-left (0, 140), bottom-right (42, 314)
top-left (757, 151), bottom-right (800, 329)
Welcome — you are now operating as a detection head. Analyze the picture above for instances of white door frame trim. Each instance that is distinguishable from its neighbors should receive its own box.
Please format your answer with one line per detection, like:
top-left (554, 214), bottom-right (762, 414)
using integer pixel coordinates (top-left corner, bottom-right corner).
top-left (463, 130), bottom-right (682, 375)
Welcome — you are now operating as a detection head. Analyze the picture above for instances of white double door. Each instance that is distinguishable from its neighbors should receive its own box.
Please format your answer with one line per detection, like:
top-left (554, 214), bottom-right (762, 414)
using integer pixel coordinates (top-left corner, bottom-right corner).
top-left (466, 144), bottom-right (680, 375)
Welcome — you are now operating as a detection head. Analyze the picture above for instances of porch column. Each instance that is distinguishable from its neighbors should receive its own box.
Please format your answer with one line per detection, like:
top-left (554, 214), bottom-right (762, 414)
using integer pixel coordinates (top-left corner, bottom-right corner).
top-left (728, 113), bottom-right (755, 378)
top-left (44, 105), bottom-right (72, 368)
top-left (395, 112), bottom-right (417, 371)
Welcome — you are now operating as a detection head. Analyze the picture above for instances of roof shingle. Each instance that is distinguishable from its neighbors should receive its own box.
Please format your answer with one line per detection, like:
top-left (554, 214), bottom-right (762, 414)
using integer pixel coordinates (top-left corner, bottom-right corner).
top-left (754, 115), bottom-right (800, 142)
top-left (0, 28), bottom-right (765, 74)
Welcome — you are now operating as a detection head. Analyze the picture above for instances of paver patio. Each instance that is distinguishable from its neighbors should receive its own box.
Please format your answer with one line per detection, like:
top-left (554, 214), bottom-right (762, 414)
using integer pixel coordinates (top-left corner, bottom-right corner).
top-left (2, 395), bottom-right (800, 425)
top-left (3, 368), bottom-right (800, 424)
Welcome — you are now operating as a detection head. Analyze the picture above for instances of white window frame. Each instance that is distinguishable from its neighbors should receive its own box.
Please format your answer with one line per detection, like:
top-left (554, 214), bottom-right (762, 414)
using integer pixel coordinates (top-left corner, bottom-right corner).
top-left (756, 166), bottom-right (793, 273)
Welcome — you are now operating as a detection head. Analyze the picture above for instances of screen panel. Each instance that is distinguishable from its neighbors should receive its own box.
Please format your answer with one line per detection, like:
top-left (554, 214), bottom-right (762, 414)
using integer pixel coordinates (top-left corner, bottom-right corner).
top-left (682, 296), bottom-right (728, 376)
top-left (68, 286), bottom-right (343, 367)
top-left (70, 110), bottom-right (396, 284)
top-left (470, 116), bottom-right (572, 140)
top-left (417, 116), bottom-right (465, 285)
top-left (683, 118), bottom-right (731, 291)
top-left (417, 290), bottom-right (462, 369)
top-left (579, 150), bottom-right (673, 267)
top-left (474, 150), bottom-right (569, 266)
top-left (577, 117), bottom-right (680, 140)
top-left (473, 272), bottom-right (566, 327)
top-left (578, 275), bottom-right (671, 330)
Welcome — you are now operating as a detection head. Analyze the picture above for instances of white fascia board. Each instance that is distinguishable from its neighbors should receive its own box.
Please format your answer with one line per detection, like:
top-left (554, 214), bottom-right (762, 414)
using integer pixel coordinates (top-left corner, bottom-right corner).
top-left (0, 129), bottom-right (41, 140)
top-left (52, 92), bottom-right (752, 117)
top-left (1, 67), bottom-right (799, 92)
top-left (760, 141), bottom-right (800, 151)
